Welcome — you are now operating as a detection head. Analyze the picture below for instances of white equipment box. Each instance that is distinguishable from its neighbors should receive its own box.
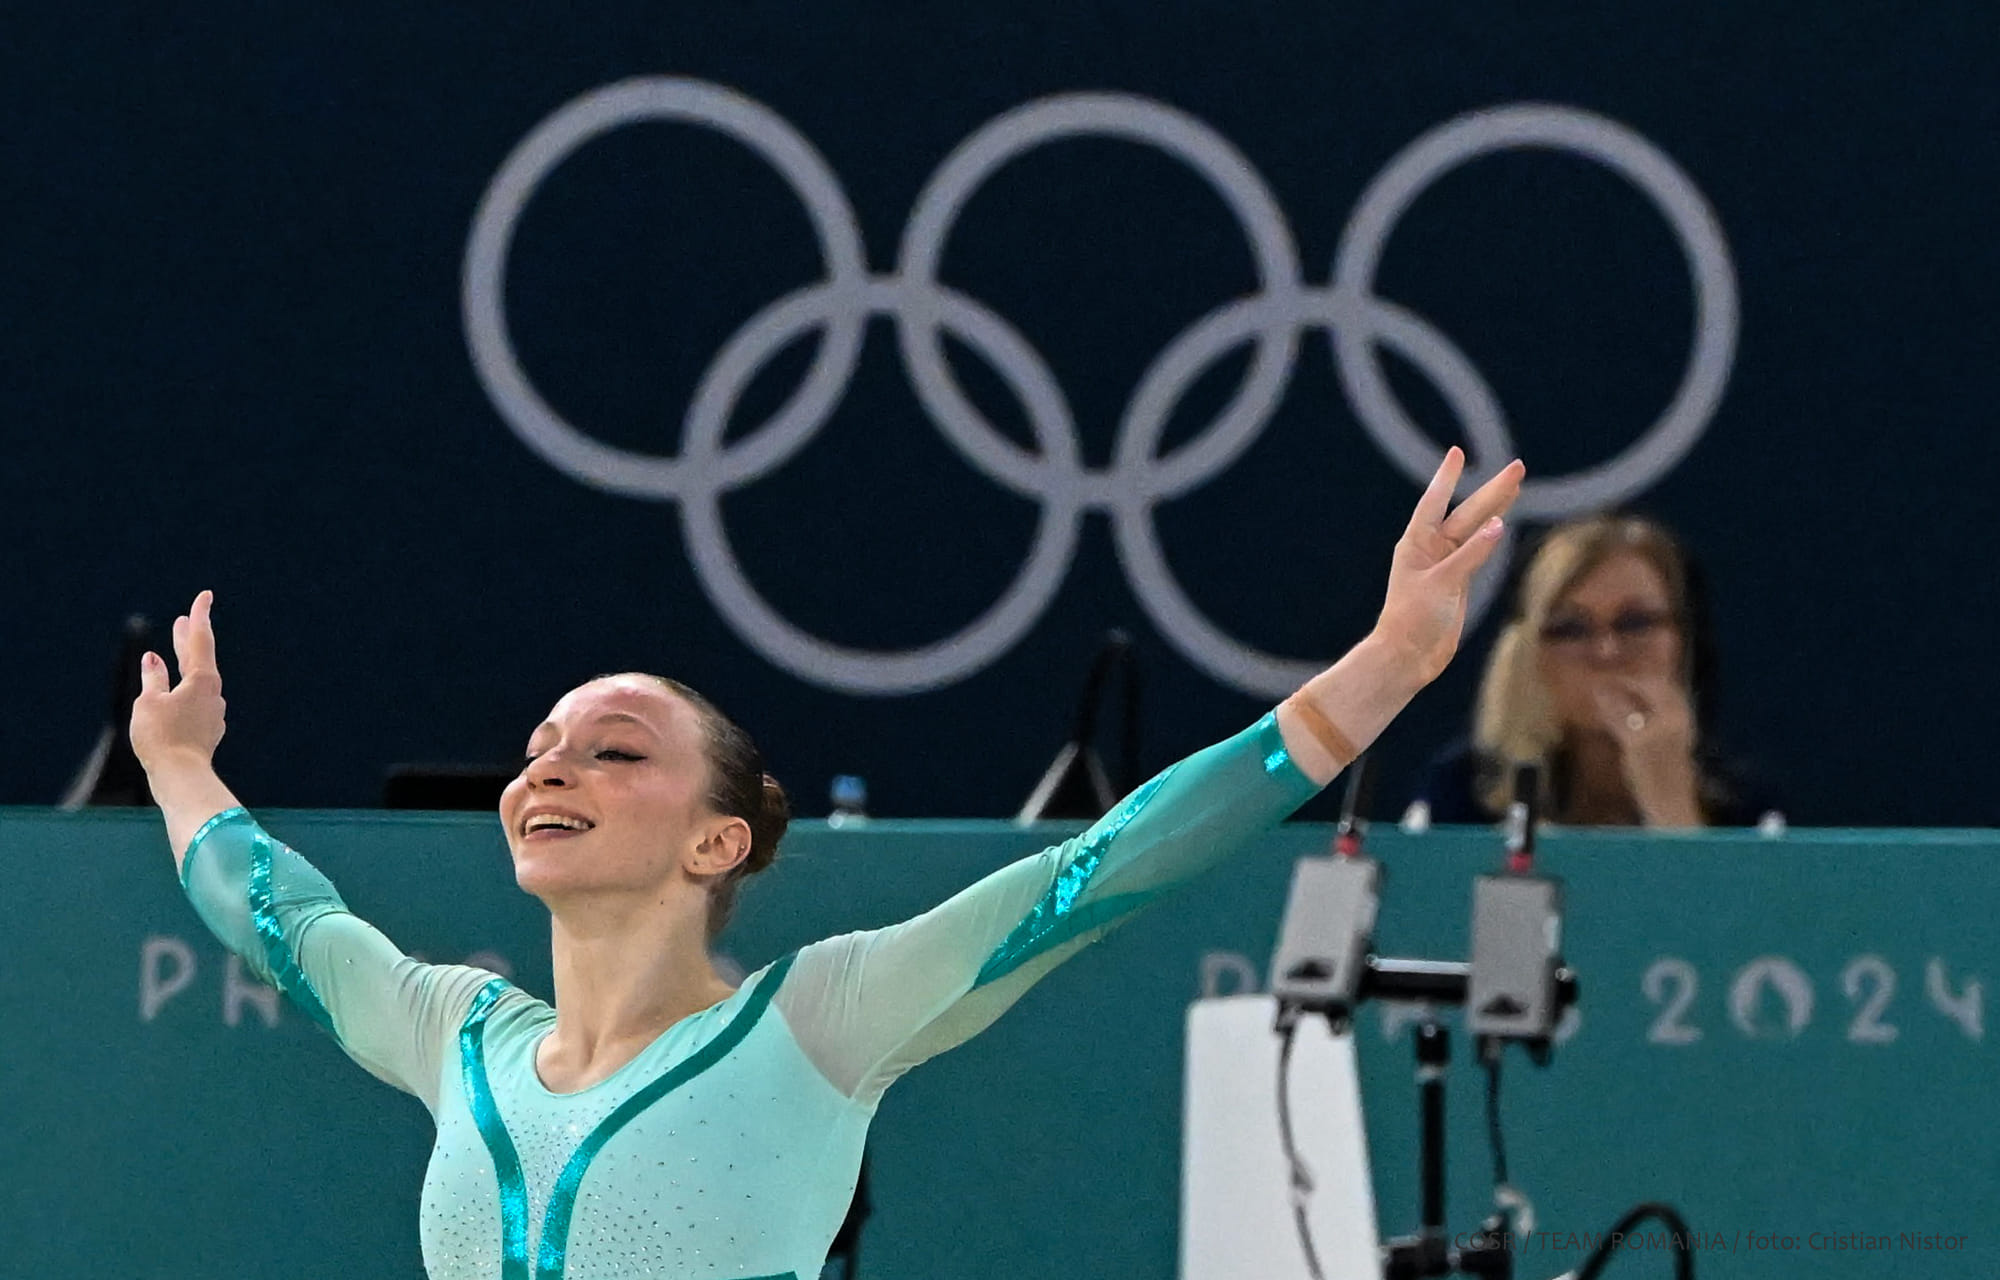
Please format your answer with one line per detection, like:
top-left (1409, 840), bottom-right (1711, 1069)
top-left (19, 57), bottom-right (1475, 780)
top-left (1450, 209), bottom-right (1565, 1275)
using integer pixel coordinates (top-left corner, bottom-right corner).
top-left (1181, 995), bottom-right (1381, 1280)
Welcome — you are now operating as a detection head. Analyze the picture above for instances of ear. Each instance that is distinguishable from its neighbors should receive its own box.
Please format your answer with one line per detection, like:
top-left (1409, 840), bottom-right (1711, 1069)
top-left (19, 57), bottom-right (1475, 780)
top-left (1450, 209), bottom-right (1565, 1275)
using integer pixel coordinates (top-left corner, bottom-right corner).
top-left (689, 815), bottom-right (752, 879)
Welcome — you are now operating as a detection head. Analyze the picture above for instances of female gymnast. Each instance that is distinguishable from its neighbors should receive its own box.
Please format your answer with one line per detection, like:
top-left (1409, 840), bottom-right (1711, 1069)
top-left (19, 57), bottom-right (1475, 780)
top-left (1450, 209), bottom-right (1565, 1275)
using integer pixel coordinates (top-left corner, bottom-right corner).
top-left (133, 448), bottom-right (1522, 1280)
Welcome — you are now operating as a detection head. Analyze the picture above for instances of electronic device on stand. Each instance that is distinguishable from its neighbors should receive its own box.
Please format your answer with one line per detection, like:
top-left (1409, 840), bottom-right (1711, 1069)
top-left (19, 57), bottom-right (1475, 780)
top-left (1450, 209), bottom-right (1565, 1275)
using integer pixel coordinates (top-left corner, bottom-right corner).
top-left (1268, 760), bottom-right (1578, 1280)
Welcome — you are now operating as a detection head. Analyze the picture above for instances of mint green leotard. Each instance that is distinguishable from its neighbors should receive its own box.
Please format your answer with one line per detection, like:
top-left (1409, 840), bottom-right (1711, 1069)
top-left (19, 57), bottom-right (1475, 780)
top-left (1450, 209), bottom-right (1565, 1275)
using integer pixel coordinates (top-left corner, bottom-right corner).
top-left (180, 713), bottom-right (1320, 1280)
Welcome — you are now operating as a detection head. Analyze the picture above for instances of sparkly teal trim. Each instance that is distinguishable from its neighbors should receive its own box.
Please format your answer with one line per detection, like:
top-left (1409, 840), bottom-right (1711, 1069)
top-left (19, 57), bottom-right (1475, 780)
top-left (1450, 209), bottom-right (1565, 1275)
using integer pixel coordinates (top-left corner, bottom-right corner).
top-left (979, 889), bottom-right (1159, 988)
top-left (533, 953), bottom-right (798, 1280)
top-left (247, 831), bottom-right (336, 1035)
top-left (1254, 710), bottom-right (1300, 780)
top-left (179, 805), bottom-right (250, 890)
top-left (974, 767), bottom-right (1175, 988)
top-left (461, 979), bottom-right (531, 1280)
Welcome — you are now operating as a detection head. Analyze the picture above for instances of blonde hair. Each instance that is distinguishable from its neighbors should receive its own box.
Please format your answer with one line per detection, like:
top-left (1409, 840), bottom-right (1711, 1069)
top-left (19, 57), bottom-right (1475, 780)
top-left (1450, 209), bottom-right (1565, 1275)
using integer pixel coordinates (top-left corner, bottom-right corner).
top-left (1471, 515), bottom-right (1694, 817)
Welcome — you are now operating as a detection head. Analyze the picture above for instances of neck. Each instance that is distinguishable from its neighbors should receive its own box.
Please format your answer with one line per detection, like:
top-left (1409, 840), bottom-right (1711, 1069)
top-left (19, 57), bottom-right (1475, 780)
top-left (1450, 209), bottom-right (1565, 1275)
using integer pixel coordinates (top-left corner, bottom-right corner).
top-left (539, 888), bottom-right (735, 1087)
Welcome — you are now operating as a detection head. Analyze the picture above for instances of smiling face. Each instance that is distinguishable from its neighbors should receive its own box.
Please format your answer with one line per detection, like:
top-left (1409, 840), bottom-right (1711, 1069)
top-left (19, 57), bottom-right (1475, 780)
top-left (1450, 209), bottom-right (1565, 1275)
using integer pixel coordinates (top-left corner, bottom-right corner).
top-left (499, 675), bottom-right (749, 906)
top-left (1534, 550), bottom-right (1686, 733)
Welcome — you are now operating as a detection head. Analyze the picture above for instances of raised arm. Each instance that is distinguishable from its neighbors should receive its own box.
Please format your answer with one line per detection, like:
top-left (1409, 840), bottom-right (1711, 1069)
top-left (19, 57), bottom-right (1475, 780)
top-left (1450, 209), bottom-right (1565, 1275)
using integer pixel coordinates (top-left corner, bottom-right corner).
top-left (131, 592), bottom-right (493, 1110)
top-left (778, 448), bottom-right (1524, 1104)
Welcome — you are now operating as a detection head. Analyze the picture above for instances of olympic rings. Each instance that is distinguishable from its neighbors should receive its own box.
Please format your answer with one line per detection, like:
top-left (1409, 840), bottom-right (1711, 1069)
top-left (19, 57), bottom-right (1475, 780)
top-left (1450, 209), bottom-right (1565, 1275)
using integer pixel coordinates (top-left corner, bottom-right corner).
top-left (464, 77), bottom-right (1737, 697)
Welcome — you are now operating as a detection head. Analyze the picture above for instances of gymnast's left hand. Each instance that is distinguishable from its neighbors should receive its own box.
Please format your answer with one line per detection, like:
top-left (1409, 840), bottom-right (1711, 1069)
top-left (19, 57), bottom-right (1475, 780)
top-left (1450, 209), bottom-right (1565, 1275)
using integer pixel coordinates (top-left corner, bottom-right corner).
top-left (1370, 448), bottom-right (1524, 686)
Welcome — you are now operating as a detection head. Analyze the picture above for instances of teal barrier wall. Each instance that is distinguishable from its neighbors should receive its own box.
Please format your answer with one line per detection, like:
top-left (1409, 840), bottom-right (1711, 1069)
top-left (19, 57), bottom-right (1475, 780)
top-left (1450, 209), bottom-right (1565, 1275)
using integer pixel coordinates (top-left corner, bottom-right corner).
top-left (3, 811), bottom-right (1994, 1278)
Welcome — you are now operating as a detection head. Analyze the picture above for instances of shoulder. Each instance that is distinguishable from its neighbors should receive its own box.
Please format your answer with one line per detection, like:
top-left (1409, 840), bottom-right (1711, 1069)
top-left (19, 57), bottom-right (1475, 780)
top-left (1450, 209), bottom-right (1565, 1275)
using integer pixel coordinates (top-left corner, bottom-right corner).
top-left (455, 972), bottom-right (551, 1036)
top-left (783, 934), bottom-right (869, 995)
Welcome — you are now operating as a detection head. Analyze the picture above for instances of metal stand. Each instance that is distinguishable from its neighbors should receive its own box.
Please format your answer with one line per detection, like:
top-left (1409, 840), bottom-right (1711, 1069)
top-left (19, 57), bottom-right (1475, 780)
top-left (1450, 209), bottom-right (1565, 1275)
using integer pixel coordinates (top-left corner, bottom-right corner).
top-left (1380, 1020), bottom-right (1510, 1280)
top-left (1268, 760), bottom-right (1585, 1280)
top-left (1015, 630), bottom-right (1139, 822)
top-left (1301, 956), bottom-right (1575, 1280)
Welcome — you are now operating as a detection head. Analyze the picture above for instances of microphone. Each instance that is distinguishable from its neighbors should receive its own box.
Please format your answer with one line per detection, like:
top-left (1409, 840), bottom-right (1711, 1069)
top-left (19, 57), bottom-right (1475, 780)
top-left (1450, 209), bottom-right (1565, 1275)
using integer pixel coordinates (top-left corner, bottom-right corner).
top-left (1334, 753), bottom-right (1377, 858)
top-left (1470, 760), bottom-right (1567, 1046)
top-left (1503, 762), bottom-right (1538, 874)
top-left (1271, 753), bottom-right (1382, 1028)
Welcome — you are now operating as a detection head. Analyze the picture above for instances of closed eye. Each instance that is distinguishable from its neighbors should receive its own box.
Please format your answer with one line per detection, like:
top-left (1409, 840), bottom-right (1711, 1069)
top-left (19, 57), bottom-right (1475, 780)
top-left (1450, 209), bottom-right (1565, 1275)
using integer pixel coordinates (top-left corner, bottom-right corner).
top-left (1611, 610), bottom-right (1671, 637)
top-left (520, 748), bottom-right (643, 768)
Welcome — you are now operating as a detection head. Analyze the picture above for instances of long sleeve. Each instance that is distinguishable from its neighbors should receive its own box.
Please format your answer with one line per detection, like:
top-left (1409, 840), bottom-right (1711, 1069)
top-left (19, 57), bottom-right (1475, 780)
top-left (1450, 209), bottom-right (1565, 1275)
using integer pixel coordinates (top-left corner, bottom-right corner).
top-left (179, 807), bottom-right (497, 1112)
top-left (776, 712), bottom-right (1323, 1104)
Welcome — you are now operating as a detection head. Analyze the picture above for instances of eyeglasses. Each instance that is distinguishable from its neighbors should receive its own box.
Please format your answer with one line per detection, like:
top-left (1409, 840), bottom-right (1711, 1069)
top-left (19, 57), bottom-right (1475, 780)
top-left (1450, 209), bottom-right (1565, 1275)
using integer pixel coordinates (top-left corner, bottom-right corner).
top-left (1539, 609), bottom-right (1675, 648)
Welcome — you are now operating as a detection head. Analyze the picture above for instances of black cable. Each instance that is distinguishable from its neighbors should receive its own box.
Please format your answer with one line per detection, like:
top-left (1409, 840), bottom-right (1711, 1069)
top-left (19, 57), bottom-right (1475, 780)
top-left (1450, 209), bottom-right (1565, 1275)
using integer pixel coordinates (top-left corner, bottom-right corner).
top-left (1483, 1051), bottom-right (1509, 1190)
top-left (1573, 1203), bottom-right (1694, 1280)
top-left (1275, 1021), bottom-right (1328, 1280)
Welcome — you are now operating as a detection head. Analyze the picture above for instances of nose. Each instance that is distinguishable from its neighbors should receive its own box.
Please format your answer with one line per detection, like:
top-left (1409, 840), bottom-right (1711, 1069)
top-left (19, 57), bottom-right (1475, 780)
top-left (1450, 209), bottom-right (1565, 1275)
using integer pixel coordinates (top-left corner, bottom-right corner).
top-left (522, 751), bottom-right (572, 789)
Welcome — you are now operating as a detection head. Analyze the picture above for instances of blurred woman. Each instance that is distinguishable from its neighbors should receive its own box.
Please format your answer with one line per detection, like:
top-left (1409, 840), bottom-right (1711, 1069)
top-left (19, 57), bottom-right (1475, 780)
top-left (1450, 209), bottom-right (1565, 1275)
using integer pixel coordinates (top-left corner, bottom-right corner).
top-left (1407, 513), bottom-right (1780, 827)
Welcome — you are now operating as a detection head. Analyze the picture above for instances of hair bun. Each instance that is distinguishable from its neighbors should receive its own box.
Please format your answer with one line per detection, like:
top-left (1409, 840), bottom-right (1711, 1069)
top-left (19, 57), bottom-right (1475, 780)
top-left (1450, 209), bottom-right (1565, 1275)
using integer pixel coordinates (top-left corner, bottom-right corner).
top-left (639, 672), bottom-right (788, 938)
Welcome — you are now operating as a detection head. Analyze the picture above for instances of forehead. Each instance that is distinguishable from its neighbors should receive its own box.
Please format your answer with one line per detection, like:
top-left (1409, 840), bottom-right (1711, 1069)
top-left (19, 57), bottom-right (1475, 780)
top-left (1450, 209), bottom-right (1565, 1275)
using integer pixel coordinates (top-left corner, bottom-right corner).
top-left (532, 677), bottom-right (701, 743)
top-left (1557, 551), bottom-right (1671, 611)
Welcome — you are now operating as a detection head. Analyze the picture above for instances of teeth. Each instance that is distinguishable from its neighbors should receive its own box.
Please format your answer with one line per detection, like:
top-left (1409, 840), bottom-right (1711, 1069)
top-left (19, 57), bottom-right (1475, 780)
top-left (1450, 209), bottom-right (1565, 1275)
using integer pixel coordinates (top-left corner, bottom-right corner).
top-left (526, 815), bottom-right (592, 833)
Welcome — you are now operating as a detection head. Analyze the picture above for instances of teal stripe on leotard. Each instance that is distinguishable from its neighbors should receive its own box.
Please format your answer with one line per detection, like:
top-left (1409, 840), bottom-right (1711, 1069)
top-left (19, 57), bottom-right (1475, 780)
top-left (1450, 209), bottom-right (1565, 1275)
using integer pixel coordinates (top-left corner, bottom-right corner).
top-left (973, 767), bottom-right (1175, 988)
top-left (1256, 716), bottom-right (1304, 776)
top-left (974, 712), bottom-right (1303, 987)
top-left (533, 952), bottom-right (798, 1280)
top-left (1256, 710), bottom-right (1297, 777)
top-left (461, 979), bottom-right (531, 1280)
top-left (247, 829), bottom-right (336, 1034)
top-left (183, 806), bottom-right (337, 1034)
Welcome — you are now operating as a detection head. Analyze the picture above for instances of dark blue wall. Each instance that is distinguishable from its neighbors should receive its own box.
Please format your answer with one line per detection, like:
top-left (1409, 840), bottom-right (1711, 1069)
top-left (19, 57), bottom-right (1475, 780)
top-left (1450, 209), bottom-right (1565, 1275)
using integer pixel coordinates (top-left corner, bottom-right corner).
top-left (6, 3), bottom-right (1995, 824)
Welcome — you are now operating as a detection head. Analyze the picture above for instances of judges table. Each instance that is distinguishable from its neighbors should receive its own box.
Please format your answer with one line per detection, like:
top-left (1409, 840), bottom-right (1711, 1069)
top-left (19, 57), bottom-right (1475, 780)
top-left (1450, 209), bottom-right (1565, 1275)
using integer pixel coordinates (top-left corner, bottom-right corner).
top-left (1, 810), bottom-right (1993, 1279)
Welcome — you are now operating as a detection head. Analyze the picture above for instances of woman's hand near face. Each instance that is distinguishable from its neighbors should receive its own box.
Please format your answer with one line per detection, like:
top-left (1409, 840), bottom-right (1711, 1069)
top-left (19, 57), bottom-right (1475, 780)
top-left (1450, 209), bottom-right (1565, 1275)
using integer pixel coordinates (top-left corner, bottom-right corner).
top-left (1593, 675), bottom-right (1702, 826)
top-left (131, 590), bottom-right (244, 863)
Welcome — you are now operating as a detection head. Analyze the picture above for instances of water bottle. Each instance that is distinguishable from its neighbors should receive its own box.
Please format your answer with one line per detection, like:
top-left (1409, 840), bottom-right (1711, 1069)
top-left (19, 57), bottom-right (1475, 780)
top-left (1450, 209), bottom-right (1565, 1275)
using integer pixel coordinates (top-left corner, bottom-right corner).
top-left (828, 775), bottom-right (869, 828)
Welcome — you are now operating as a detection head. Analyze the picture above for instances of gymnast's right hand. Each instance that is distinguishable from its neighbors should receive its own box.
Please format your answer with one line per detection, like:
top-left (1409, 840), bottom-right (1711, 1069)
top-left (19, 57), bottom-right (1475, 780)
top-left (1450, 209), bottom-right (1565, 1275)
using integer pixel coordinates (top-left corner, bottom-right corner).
top-left (131, 589), bottom-right (227, 773)
top-left (132, 590), bottom-right (244, 861)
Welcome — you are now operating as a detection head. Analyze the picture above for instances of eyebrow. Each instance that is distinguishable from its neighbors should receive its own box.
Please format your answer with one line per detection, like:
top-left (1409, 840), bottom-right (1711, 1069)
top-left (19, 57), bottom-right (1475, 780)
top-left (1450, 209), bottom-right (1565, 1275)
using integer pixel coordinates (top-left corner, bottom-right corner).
top-left (527, 711), bottom-right (657, 740)
top-left (1546, 602), bottom-right (1671, 623)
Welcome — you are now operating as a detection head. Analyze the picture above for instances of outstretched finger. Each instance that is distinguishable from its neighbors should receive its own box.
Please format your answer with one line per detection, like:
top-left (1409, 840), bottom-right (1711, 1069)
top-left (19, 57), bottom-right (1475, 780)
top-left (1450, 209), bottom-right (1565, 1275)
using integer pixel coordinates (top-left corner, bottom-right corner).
top-left (184, 590), bottom-right (218, 676)
top-left (1432, 515), bottom-right (1506, 586)
top-left (138, 651), bottom-right (169, 697)
top-left (1406, 446), bottom-right (1465, 536)
top-left (1441, 459), bottom-right (1525, 544)
top-left (171, 614), bottom-right (190, 678)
